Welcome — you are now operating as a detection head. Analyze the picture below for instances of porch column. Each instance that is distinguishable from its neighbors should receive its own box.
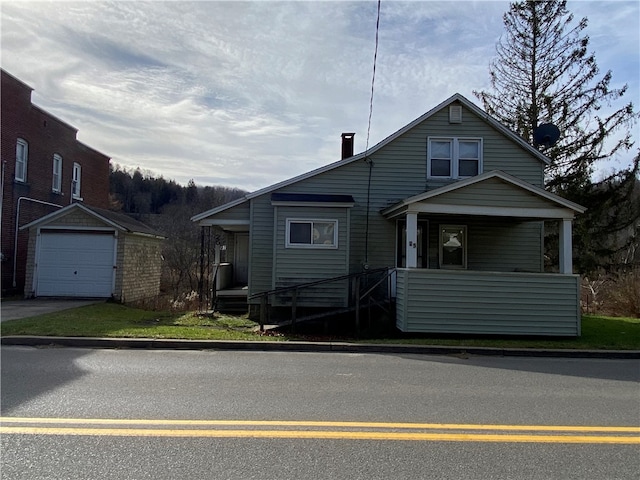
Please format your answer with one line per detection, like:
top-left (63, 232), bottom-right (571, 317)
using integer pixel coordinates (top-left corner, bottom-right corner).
top-left (406, 212), bottom-right (418, 268)
top-left (559, 218), bottom-right (573, 274)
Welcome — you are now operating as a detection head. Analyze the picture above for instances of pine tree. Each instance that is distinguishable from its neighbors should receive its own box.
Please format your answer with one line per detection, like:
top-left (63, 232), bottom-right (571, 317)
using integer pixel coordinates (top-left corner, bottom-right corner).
top-left (474, 0), bottom-right (639, 273)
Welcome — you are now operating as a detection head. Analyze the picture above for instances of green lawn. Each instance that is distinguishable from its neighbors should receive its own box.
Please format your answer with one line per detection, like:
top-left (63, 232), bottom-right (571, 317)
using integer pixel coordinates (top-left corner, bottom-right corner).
top-left (1, 303), bottom-right (638, 350)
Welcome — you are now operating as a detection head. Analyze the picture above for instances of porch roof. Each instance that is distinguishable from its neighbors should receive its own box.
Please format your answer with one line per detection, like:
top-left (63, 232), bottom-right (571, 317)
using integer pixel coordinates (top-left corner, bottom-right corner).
top-left (381, 170), bottom-right (586, 220)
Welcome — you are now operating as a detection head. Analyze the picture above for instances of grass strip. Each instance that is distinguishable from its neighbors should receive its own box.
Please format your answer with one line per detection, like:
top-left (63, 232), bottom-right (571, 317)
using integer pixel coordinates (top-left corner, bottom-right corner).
top-left (1, 303), bottom-right (638, 350)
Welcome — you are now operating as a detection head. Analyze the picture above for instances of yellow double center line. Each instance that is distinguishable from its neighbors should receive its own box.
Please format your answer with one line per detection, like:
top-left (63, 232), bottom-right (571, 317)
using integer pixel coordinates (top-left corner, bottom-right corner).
top-left (1, 417), bottom-right (639, 444)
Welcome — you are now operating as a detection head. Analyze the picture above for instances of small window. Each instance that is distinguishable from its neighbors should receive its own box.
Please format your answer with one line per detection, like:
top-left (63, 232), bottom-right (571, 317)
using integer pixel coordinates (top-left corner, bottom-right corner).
top-left (15, 138), bottom-right (28, 182)
top-left (72, 162), bottom-right (82, 199)
top-left (428, 138), bottom-right (482, 179)
top-left (286, 219), bottom-right (337, 248)
top-left (440, 225), bottom-right (467, 269)
top-left (52, 154), bottom-right (62, 192)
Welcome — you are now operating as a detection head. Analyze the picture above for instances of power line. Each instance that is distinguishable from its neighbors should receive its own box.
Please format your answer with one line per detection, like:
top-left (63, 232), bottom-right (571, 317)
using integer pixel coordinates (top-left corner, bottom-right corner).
top-left (365, 0), bottom-right (381, 156)
top-left (364, 0), bottom-right (381, 267)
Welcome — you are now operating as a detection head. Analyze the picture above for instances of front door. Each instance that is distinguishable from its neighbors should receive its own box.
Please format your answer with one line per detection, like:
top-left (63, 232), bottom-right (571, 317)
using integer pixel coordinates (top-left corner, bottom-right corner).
top-left (397, 220), bottom-right (428, 268)
top-left (234, 233), bottom-right (249, 285)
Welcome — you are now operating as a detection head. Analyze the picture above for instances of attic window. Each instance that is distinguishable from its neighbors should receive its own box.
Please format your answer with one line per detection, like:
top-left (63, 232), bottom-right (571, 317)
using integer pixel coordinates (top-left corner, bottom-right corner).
top-left (427, 137), bottom-right (482, 179)
top-left (449, 105), bottom-right (462, 124)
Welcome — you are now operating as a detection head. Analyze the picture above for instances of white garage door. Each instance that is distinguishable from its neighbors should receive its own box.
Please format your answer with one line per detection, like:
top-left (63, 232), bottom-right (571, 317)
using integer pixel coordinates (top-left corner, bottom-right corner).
top-left (37, 231), bottom-right (116, 297)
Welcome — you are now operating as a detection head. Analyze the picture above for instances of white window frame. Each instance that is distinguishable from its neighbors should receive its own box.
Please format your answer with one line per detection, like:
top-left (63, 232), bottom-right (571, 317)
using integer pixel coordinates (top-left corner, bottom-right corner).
top-left (439, 224), bottom-right (467, 269)
top-left (427, 137), bottom-right (482, 179)
top-left (52, 154), bottom-right (62, 193)
top-left (15, 138), bottom-right (28, 182)
top-left (286, 219), bottom-right (338, 249)
top-left (72, 162), bottom-right (82, 199)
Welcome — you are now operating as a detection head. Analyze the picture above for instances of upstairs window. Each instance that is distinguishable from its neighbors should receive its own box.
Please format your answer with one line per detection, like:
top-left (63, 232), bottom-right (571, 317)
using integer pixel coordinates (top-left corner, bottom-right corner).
top-left (428, 137), bottom-right (482, 179)
top-left (286, 219), bottom-right (337, 249)
top-left (72, 162), bottom-right (82, 199)
top-left (15, 138), bottom-right (28, 182)
top-left (52, 154), bottom-right (62, 192)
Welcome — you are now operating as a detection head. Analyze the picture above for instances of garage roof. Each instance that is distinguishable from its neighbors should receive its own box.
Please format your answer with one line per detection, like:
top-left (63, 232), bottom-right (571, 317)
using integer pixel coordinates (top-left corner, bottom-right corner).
top-left (20, 203), bottom-right (166, 239)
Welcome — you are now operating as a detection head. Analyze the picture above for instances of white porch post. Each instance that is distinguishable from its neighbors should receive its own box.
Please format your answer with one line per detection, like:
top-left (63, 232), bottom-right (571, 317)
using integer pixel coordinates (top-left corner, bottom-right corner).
top-left (559, 218), bottom-right (573, 274)
top-left (406, 212), bottom-right (418, 268)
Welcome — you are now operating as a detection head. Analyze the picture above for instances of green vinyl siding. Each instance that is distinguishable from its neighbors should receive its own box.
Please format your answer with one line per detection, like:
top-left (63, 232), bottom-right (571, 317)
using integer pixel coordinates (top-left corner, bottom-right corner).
top-left (426, 177), bottom-right (555, 209)
top-left (214, 201), bottom-right (250, 221)
top-left (425, 106), bottom-right (544, 187)
top-left (248, 196), bottom-right (275, 299)
top-left (395, 269), bottom-right (580, 336)
top-left (271, 205), bottom-right (349, 307)
top-left (427, 218), bottom-right (543, 272)
top-left (246, 102), bottom-right (546, 302)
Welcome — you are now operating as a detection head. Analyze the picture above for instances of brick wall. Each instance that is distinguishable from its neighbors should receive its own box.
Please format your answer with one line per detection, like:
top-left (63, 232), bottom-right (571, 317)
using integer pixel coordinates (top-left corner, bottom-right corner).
top-left (1, 70), bottom-right (110, 293)
top-left (23, 232), bottom-right (37, 298)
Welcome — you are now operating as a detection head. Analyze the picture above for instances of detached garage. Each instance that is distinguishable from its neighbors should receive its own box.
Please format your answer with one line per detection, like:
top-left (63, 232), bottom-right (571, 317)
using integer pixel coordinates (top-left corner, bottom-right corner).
top-left (22, 203), bottom-right (165, 303)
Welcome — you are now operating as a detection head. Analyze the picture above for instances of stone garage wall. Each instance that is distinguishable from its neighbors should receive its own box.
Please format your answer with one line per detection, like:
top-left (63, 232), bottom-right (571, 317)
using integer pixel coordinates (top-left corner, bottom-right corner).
top-left (115, 234), bottom-right (164, 303)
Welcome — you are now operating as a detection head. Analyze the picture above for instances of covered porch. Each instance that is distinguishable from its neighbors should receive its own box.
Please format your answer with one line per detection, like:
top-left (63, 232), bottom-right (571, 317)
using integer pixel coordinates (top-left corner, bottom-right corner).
top-left (395, 269), bottom-right (580, 335)
top-left (192, 207), bottom-right (251, 312)
top-left (382, 171), bottom-right (586, 336)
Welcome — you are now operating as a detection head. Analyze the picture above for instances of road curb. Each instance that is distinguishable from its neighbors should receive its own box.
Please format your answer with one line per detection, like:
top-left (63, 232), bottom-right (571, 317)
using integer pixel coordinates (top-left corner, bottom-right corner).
top-left (2, 336), bottom-right (639, 359)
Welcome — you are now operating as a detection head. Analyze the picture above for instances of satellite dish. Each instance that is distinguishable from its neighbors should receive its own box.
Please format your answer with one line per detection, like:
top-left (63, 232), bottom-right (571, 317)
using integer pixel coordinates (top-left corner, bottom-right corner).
top-left (533, 123), bottom-right (561, 148)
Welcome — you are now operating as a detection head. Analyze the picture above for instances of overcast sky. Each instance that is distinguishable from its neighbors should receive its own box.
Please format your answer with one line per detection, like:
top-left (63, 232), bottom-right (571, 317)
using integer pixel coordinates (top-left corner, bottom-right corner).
top-left (2, 1), bottom-right (638, 192)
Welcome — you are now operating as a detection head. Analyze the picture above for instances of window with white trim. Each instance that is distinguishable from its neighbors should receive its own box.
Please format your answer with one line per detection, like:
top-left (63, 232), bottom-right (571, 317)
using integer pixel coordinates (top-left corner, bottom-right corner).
top-left (15, 138), bottom-right (28, 182)
top-left (440, 225), bottom-right (467, 269)
top-left (428, 137), bottom-right (482, 179)
top-left (52, 154), bottom-right (62, 192)
top-left (286, 219), bottom-right (337, 248)
top-left (72, 162), bottom-right (82, 199)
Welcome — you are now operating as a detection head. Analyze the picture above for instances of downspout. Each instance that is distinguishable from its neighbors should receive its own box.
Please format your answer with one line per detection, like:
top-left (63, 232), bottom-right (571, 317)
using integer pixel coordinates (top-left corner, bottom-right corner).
top-left (363, 157), bottom-right (373, 267)
top-left (13, 197), bottom-right (63, 287)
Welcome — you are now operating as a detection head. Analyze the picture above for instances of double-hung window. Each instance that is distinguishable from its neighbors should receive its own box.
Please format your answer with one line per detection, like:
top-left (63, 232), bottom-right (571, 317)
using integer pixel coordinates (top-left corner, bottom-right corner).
top-left (286, 219), bottom-right (337, 249)
top-left (72, 162), bottom-right (82, 199)
top-left (428, 137), bottom-right (482, 179)
top-left (15, 138), bottom-right (28, 182)
top-left (52, 154), bottom-right (62, 193)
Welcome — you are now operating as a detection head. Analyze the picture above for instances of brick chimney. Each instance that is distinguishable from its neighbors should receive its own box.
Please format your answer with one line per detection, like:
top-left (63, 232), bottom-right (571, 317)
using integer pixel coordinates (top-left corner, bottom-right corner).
top-left (341, 133), bottom-right (355, 160)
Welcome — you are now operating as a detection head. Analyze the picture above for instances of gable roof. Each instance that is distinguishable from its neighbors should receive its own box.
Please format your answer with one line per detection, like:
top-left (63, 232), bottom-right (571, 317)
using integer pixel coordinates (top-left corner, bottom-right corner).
top-left (192, 93), bottom-right (551, 223)
top-left (21, 203), bottom-right (166, 239)
top-left (381, 170), bottom-right (586, 220)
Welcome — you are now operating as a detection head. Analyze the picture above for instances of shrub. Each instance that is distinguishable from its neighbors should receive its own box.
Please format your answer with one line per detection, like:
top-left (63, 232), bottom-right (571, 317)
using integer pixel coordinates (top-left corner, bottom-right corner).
top-left (600, 267), bottom-right (640, 318)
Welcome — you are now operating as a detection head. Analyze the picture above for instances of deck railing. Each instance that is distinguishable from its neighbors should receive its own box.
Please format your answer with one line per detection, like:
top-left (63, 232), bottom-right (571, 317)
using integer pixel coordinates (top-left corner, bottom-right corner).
top-left (248, 267), bottom-right (396, 333)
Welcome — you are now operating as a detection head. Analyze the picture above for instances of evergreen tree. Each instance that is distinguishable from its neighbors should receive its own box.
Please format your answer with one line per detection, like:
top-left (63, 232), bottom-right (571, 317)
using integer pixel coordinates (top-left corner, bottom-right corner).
top-left (474, 0), bottom-right (639, 272)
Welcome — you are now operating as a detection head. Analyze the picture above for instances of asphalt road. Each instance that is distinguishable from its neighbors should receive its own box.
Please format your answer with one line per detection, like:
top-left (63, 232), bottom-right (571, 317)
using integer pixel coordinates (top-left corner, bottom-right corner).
top-left (2, 347), bottom-right (639, 479)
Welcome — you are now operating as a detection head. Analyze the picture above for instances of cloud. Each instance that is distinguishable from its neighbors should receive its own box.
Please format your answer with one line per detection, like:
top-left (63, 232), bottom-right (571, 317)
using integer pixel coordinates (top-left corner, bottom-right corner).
top-left (1, 0), bottom-right (637, 192)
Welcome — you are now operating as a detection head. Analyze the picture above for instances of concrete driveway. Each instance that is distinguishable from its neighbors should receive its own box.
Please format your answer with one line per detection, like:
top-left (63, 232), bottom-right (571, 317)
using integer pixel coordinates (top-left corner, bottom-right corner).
top-left (1, 299), bottom-right (105, 322)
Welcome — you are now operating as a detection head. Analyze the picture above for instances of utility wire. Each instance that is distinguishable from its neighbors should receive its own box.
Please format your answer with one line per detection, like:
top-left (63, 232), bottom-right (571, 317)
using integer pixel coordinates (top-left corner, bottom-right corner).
top-left (365, 0), bottom-right (381, 156)
top-left (364, 0), bottom-right (381, 267)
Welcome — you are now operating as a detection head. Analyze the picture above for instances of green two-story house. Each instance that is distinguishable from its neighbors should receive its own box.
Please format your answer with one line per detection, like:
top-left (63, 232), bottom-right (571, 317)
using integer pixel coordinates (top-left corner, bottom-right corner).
top-left (193, 94), bottom-right (585, 336)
